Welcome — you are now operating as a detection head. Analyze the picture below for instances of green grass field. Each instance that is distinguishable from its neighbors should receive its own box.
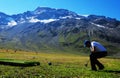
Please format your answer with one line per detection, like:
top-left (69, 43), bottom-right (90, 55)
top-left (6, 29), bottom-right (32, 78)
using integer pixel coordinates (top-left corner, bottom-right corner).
top-left (0, 50), bottom-right (120, 78)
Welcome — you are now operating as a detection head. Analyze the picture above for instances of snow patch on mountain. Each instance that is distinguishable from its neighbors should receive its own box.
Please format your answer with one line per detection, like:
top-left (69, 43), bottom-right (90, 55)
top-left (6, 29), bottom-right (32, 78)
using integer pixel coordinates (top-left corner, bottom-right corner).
top-left (29, 17), bottom-right (58, 23)
top-left (77, 14), bottom-right (89, 17)
top-left (60, 16), bottom-right (73, 19)
top-left (90, 22), bottom-right (106, 28)
top-left (7, 20), bottom-right (17, 27)
top-left (75, 18), bottom-right (81, 20)
top-left (40, 19), bottom-right (59, 23)
top-left (34, 10), bottom-right (46, 14)
top-left (18, 18), bottom-right (26, 23)
top-left (82, 15), bottom-right (89, 17)
top-left (29, 17), bottom-right (40, 23)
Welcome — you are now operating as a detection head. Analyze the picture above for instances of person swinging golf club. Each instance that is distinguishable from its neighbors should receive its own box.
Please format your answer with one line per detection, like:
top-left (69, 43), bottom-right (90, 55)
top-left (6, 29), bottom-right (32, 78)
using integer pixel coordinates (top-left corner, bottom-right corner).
top-left (84, 40), bottom-right (107, 71)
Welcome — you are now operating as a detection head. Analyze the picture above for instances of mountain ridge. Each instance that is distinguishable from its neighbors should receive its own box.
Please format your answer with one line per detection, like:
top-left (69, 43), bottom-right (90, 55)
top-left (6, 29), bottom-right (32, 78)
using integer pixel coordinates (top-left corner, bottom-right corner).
top-left (0, 7), bottom-right (120, 56)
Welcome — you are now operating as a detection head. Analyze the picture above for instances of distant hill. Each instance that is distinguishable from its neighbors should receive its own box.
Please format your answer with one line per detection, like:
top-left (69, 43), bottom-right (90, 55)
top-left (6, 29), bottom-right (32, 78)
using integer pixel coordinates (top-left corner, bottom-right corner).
top-left (0, 7), bottom-right (120, 56)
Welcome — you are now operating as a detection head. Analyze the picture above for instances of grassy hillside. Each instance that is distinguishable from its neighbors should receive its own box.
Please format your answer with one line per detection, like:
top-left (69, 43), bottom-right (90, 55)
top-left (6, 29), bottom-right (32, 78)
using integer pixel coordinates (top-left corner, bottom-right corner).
top-left (58, 30), bottom-right (120, 57)
top-left (0, 50), bottom-right (120, 78)
top-left (0, 27), bottom-right (120, 57)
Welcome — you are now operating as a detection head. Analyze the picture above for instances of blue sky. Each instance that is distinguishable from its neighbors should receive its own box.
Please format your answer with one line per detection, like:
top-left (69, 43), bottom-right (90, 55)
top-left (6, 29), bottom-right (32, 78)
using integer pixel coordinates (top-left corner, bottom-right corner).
top-left (0, 0), bottom-right (120, 20)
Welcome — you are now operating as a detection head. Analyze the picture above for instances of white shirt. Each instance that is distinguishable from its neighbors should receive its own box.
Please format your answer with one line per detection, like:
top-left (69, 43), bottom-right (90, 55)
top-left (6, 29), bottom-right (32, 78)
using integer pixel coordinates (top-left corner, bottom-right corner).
top-left (91, 41), bottom-right (107, 52)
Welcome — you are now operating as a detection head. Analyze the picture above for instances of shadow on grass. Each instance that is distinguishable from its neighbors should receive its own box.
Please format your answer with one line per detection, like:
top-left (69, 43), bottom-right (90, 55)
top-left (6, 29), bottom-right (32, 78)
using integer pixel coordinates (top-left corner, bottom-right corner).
top-left (99, 70), bottom-right (120, 74)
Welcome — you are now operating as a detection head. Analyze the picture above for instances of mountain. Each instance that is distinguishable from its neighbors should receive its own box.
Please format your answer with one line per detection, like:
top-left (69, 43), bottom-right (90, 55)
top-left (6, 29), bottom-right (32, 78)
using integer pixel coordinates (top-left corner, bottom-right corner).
top-left (0, 7), bottom-right (82, 28)
top-left (0, 7), bottom-right (120, 56)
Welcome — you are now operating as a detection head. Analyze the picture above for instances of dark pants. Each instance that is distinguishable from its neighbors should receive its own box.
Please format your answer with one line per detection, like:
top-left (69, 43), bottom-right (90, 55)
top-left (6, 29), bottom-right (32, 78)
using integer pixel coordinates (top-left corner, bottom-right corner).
top-left (90, 51), bottom-right (107, 70)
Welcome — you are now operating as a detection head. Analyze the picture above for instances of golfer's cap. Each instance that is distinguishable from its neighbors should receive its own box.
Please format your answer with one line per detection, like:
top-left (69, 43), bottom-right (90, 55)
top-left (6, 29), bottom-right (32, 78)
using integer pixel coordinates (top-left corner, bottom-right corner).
top-left (84, 40), bottom-right (90, 47)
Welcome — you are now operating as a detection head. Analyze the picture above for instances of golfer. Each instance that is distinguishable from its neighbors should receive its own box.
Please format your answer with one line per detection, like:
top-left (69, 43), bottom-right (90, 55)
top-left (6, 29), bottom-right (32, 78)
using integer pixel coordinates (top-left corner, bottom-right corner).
top-left (84, 40), bottom-right (107, 71)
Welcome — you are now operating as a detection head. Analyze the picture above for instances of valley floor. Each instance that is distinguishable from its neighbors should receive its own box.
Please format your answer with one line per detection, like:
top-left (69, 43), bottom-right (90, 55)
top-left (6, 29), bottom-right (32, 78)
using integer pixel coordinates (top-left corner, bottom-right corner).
top-left (0, 50), bottom-right (120, 78)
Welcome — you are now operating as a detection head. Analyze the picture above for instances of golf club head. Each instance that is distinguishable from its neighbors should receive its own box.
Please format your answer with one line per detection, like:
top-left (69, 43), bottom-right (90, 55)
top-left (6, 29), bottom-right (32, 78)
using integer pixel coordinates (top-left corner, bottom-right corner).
top-left (84, 63), bottom-right (88, 67)
top-left (48, 62), bottom-right (52, 65)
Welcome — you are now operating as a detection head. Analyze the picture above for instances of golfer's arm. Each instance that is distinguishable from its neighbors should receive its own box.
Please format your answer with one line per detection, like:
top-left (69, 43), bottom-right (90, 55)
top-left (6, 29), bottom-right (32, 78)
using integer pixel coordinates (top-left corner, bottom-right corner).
top-left (90, 46), bottom-right (96, 52)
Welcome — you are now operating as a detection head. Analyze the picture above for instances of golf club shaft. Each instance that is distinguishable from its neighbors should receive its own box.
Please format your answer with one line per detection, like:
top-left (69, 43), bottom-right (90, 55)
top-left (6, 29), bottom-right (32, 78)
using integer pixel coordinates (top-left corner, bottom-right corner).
top-left (85, 60), bottom-right (89, 67)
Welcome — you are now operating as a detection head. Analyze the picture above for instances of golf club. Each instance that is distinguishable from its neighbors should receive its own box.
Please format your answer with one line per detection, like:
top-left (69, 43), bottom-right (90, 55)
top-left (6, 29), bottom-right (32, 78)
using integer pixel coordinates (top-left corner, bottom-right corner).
top-left (84, 60), bottom-right (89, 67)
top-left (45, 59), bottom-right (52, 66)
top-left (84, 29), bottom-right (91, 67)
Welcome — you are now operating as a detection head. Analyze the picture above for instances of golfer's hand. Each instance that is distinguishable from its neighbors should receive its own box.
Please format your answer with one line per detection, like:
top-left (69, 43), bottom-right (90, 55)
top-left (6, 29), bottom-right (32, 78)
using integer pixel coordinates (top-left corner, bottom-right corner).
top-left (90, 46), bottom-right (96, 52)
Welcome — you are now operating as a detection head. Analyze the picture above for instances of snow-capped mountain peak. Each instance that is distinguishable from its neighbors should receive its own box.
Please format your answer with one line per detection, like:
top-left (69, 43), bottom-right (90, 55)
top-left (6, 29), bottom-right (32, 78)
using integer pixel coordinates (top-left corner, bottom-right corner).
top-left (0, 7), bottom-right (82, 28)
top-left (0, 7), bottom-right (119, 30)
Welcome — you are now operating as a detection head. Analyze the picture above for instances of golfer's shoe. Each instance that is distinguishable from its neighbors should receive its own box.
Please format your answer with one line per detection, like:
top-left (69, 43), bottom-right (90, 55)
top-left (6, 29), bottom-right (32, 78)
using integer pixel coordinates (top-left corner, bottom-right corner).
top-left (91, 68), bottom-right (97, 71)
top-left (99, 66), bottom-right (104, 70)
